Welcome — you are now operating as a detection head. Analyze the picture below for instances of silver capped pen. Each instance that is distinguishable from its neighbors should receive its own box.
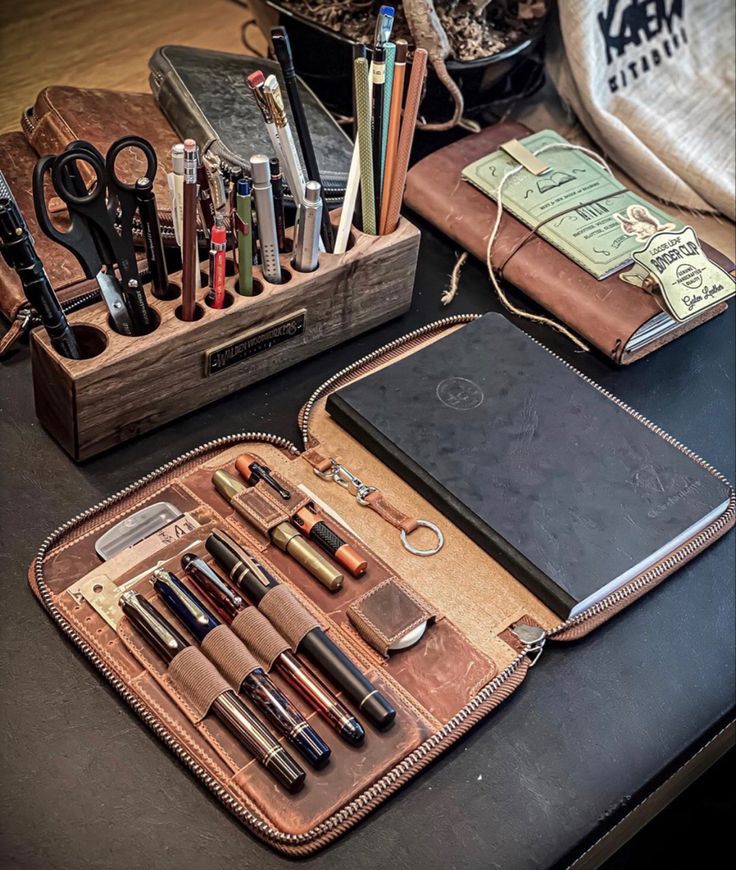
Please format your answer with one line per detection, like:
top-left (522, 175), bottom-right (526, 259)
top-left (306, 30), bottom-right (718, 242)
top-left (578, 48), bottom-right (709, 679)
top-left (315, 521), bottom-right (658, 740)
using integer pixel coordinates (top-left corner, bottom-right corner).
top-left (250, 154), bottom-right (282, 284)
top-left (293, 180), bottom-right (322, 273)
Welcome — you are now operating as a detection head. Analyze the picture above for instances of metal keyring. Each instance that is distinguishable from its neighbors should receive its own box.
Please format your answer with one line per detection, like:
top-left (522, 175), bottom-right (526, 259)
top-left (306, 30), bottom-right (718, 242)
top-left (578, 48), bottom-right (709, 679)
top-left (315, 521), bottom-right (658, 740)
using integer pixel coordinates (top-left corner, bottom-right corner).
top-left (400, 520), bottom-right (444, 556)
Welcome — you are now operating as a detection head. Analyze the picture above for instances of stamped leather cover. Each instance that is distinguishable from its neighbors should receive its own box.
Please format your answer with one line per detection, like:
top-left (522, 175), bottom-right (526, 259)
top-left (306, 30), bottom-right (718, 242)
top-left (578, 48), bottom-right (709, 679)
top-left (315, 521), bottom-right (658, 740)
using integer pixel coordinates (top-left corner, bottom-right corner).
top-left (26, 87), bottom-right (178, 207)
top-left (404, 121), bottom-right (733, 364)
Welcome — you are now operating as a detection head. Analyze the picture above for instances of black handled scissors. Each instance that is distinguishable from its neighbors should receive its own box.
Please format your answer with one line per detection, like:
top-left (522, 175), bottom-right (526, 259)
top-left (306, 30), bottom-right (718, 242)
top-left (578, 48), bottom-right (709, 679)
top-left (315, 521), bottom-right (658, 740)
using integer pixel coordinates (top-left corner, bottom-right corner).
top-left (33, 136), bottom-right (157, 336)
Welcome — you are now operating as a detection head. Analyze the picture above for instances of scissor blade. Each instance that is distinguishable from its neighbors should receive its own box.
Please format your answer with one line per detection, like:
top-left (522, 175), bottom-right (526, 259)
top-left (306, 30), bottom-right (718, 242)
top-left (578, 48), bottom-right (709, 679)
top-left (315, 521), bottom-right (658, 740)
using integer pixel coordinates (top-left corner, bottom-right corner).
top-left (96, 270), bottom-right (135, 336)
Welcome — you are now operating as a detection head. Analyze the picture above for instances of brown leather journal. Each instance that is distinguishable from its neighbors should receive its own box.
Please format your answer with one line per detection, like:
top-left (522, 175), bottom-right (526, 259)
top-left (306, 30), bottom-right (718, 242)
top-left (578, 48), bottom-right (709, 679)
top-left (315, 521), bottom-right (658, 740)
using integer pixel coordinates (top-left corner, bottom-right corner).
top-left (0, 87), bottom-right (180, 355)
top-left (404, 122), bottom-right (733, 364)
top-left (28, 316), bottom-right (735, 854)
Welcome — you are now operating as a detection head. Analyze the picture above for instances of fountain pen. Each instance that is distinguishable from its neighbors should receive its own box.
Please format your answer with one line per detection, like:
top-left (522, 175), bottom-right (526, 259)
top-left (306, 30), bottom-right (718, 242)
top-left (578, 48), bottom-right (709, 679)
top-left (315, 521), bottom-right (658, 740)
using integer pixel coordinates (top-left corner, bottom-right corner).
top-left (119, 590), bottom-right (305, 792)
top-left (153, 569), bottom-right (331, 769)
top-left (182, 553), bottom-right (365, 746)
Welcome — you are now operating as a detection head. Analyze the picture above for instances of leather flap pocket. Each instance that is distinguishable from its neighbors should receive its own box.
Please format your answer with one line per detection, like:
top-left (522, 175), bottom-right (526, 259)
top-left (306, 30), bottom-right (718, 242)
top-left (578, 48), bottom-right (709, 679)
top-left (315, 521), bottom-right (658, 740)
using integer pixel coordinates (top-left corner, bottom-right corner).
top-left (347, 579), bottom-right (436, 657)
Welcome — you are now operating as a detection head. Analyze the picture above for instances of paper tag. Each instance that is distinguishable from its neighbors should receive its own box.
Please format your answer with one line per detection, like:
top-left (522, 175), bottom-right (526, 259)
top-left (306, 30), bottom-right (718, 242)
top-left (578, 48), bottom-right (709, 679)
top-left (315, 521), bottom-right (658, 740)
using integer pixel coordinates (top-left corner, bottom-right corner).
top-left (633, 227), bottom-right (735, 322)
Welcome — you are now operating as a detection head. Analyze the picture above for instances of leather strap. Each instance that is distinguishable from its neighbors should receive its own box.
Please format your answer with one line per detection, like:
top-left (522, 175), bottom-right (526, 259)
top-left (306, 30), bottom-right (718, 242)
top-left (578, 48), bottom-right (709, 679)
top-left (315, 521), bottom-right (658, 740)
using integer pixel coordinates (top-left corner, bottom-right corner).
top-left (200, 624), bottom-right (260, 688)
top-left (363, 490), bottom-right (418, 534)
top-left (167, 646), bottom-right (230, 722)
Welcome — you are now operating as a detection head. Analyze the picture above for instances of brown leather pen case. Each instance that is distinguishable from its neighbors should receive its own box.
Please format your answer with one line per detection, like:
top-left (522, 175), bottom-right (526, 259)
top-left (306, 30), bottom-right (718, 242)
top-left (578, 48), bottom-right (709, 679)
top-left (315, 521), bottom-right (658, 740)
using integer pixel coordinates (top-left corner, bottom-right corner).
top-left (28, 315), bottom-right (735, 855)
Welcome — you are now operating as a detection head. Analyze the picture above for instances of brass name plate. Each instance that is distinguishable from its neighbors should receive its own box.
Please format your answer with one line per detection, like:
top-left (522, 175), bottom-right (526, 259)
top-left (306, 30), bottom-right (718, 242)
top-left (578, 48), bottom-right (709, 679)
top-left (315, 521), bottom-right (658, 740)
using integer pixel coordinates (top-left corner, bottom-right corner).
top-left (204, 309), bottom-right (307, 376)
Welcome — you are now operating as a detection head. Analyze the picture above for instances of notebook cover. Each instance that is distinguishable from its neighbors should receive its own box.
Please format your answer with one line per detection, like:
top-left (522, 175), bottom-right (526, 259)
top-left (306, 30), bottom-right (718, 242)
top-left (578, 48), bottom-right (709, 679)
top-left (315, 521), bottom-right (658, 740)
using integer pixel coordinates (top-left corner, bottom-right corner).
top-left (403, 122), bottom-right (732, 365)
top-left (326, 315), bottom-right (731, 618)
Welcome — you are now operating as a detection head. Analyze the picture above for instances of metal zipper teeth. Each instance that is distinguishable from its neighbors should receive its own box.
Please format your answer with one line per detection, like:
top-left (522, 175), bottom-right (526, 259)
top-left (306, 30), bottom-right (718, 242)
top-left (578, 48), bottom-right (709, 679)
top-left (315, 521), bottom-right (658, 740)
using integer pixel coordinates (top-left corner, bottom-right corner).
top-left (32, 424), bottom-right (528, 846)
top-left (32, 319), bottom-right (734, 846)
top-left (299, 313), bottom-right (735, 637)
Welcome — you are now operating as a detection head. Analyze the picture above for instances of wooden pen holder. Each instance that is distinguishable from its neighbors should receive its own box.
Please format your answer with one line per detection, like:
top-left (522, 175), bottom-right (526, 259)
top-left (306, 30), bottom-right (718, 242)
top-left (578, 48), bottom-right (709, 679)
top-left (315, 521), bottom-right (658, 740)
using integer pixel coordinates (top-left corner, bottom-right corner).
top-left (31, 215), bottom-right (420, 461)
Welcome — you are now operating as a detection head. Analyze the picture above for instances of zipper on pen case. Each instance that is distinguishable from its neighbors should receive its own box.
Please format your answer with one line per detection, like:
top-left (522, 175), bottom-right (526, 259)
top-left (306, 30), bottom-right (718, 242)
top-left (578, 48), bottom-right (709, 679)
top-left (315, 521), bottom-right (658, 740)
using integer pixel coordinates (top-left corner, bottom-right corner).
top-left (31, 317), bottom-right (733, 847)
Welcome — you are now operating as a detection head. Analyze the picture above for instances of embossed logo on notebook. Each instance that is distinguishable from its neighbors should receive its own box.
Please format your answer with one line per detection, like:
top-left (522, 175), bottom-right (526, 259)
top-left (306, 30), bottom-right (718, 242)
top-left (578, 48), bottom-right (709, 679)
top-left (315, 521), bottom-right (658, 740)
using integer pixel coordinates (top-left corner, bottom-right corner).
top-left (630, 463), bottom-right (701, 518)
top-left (436, 377), bottom-right (484, 411)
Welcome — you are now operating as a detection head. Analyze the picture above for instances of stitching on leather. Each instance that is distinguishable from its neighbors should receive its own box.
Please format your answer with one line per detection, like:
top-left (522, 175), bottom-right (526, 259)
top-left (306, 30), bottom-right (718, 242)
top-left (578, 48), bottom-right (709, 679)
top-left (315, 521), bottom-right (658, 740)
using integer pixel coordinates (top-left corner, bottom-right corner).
top-left (566, 720), bottom-right (736, 870)
top-left (39, 88), bottom-right (77, 141)
top-left (348, 579), bottom-right (430, 647)
top-left (54, 593), bottom-right (141, 684)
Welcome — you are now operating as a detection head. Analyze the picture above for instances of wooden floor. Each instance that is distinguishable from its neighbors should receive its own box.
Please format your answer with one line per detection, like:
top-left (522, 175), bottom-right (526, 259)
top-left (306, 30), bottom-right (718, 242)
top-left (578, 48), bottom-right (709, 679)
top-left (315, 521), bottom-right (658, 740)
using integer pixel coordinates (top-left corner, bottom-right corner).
top-left (0, 0), bottom-right (261, 134)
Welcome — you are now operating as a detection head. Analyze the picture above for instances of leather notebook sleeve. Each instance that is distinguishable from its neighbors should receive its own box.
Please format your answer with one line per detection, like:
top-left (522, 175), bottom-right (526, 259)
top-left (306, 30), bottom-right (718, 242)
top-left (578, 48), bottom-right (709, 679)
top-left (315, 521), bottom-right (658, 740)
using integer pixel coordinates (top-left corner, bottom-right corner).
top-left (404, 122), bottom-right (733, 365)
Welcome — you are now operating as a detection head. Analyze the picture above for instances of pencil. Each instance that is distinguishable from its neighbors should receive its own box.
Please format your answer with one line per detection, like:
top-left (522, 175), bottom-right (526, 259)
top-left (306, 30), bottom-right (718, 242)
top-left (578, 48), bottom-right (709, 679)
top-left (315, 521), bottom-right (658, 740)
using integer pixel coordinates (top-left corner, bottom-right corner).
top-left (354, 57), bottom-right (376, 235)
top-left (383, 48), bottom-right (427, 235)
top-left (379, 42), bottom-right (396, 196)
top-left (380, 39), bottom-right (407, 233)
top-left (371, 46), bottom-right (386, 218)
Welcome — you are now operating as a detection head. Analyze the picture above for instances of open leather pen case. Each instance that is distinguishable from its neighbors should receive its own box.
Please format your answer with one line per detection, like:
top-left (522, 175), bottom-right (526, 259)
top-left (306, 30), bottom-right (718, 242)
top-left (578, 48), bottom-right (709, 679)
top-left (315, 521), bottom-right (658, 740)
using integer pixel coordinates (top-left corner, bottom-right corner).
top-left (29, 315), bottom-right (735, 855)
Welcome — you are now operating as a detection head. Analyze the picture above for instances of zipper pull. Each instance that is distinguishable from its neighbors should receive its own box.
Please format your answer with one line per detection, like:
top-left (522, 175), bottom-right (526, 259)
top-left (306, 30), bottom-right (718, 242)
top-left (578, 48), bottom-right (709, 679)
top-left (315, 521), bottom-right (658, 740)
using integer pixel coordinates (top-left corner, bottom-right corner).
top-left (511, 623), bottom-right (547, 667)
top-left (0, 307), bottom-right (32, 358)
top-left (202, 151), bottom-right (228, 211)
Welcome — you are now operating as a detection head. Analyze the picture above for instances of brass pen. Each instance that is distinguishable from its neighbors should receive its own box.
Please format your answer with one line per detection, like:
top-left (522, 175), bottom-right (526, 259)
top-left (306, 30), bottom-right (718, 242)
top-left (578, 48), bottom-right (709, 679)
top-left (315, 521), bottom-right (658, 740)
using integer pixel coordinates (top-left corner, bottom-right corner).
top-left (212, 470), bottom-right (343, 592)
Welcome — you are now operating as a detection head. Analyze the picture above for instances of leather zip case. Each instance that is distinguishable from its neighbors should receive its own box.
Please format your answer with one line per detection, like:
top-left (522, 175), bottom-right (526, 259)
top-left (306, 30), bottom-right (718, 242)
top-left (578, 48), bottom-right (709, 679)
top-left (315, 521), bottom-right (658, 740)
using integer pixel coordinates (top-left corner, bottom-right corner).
top-left (148, 45), bottom-right (354, 205)
top-left (28, 315), bottom-right (735, 855)
top-left (0, 87), bottom-right (182, 355)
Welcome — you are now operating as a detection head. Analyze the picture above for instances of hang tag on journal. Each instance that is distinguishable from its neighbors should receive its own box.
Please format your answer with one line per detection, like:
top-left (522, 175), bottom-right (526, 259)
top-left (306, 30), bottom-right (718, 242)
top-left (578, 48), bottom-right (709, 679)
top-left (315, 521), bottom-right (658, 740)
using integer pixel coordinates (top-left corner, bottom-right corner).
top-left (632, 227), bottom-right (735, 322)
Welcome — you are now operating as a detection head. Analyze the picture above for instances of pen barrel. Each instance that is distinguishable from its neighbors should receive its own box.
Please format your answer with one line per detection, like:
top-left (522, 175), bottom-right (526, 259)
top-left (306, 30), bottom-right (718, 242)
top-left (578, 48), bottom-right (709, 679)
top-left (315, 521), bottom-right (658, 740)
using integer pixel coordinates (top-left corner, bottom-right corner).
top-left (135, 179), bottom-right (169, 299)
top-left (207, 240), bottom-right (226, 308)
top-left (241, 668), bottom-right (331, 768)
top-left (293, 193), bottom-right (321, 273)
top-left (275, 649), bottom-right (365, 746)
top-left (302, 520), bottom-right (367, 578)
top-left (235, 185), bottom-right (253, 296)
top-left (211, 689), bottom-right (306, 792)
top-left (270, 522), bottom-right (343, 591)
top-left (299, 627), bottom-right (396, 730)
top-left (181, 180), bottom-right (199, 319)
top-left (251, 155), bottom-right (282, 284)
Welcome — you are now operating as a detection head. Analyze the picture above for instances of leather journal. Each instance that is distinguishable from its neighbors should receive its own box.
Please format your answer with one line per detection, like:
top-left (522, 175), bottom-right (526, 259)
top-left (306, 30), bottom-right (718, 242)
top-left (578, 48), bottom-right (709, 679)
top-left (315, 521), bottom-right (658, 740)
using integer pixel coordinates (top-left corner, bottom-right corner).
top-left (403, 122), bottom-right (734, 365)
top-left (28, 315), bottom-right (734, 854)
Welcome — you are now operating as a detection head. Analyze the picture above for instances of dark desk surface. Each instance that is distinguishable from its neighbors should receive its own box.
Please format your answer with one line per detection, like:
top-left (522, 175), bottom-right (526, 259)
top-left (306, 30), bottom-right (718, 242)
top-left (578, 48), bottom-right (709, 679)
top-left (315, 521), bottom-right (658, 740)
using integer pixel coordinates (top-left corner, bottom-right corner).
top-left (1, 219), bottom-right (734, 870)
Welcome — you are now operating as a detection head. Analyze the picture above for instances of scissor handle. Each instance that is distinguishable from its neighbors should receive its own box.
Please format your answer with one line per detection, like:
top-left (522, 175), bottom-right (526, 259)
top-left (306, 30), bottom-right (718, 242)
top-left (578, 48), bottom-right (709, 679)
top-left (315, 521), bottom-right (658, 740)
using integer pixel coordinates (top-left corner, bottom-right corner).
top-left (106, 135), bottom-right (157, 192)
top-left (32, 154), bottom-right (102, 279)
top-left (51, 149), bottom-right (107, 208)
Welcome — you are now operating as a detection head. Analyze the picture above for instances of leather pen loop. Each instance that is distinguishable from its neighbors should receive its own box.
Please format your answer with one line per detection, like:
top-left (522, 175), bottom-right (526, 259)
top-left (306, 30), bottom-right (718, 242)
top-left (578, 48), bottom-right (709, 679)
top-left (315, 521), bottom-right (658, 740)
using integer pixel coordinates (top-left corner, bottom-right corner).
top-left (314, 459), bottom-right (444, 556)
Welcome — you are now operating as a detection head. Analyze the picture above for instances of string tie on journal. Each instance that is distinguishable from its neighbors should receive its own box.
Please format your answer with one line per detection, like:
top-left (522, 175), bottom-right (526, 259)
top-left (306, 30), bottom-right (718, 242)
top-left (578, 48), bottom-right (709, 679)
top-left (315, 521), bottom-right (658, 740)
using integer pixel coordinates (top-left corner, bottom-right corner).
top-left (314, 459), bottom-right (444, 557)
top-left (442, 141), bottom-right (622, 352)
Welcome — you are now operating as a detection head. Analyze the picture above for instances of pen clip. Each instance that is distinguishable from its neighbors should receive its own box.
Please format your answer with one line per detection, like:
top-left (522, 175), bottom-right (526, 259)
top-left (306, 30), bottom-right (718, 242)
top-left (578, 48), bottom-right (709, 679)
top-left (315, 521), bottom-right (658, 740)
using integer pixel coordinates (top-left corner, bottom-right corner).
top-left (120, 590), bottom-right (183, 653)
top-left (153, 569), bottom-right (211, 628)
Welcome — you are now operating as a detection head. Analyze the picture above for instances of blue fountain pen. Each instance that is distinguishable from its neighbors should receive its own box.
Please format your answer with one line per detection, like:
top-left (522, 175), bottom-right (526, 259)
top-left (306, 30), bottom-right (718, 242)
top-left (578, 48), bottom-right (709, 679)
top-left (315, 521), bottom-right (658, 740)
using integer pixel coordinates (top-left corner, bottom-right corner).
top-left (152, 569), bottom-right (331, 769)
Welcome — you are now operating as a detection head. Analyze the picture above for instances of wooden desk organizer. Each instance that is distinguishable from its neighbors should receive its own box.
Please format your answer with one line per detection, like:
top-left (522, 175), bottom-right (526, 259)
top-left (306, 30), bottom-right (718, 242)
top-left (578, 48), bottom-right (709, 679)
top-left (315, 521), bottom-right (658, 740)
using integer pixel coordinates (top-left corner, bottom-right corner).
top-left (31, 215), bottom-right (420, 461)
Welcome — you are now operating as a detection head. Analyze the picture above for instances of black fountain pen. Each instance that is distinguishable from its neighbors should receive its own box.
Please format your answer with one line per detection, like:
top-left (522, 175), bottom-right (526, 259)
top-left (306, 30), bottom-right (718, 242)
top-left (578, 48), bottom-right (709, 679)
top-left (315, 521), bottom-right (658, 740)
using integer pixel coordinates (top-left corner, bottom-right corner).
top-left (182, 553), bottom-right (365, 746)
top-left (206, 530), bottom-right (396, 730)
top-left (0, 193), bottom-right (81, 359)
top-left (153, 569), bottom-right (331, 769)
top-left (119, 590), bottom-right (306, 792)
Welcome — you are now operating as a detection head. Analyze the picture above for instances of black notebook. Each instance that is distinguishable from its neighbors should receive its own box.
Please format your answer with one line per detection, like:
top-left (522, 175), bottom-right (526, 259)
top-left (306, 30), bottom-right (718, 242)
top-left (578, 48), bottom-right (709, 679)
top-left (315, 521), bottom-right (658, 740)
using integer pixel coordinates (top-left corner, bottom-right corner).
top-left (326, 315), bottom-right (730, 619)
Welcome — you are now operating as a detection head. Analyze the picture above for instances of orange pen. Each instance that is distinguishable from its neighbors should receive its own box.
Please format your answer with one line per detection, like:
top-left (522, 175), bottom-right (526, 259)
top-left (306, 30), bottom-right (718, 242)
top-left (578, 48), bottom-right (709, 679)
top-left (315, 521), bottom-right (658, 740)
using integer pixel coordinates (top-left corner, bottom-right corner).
top-left (379, 39), bottom-right (407, 234)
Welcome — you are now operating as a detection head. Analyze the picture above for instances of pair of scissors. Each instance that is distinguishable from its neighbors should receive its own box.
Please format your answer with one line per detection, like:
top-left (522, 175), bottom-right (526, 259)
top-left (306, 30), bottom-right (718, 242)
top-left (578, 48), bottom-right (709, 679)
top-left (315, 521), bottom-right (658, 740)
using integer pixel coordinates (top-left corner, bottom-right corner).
top-left (33, 136), bottom-right (157, 336)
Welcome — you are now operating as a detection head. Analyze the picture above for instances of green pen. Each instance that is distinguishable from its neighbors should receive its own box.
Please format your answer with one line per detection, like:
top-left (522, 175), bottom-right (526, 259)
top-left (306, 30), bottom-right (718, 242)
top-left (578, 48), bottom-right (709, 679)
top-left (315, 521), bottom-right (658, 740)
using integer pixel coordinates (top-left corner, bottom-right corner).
top-left (236, 178), bottom-right (253, 295)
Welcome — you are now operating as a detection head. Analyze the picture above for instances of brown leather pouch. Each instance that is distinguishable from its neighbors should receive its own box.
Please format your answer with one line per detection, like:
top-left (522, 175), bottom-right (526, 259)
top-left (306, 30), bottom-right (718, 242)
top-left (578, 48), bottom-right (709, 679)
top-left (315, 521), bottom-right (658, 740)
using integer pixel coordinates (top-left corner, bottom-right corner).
top-left (27, 316), bottom-right (735, 855)
top-left (404, 122), bottom-right (734, 365)
top-left (0, 87), bottom-right (180, 356)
